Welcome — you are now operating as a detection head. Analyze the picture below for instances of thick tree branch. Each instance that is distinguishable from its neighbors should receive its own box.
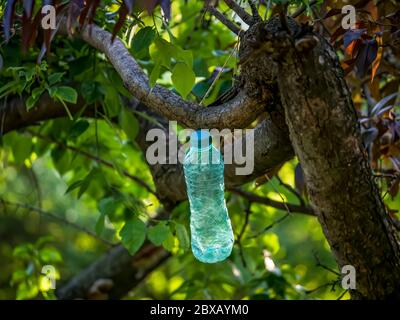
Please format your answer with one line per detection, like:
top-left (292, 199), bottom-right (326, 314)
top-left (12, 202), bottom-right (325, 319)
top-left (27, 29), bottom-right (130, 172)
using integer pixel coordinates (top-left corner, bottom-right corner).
top-left (59, 22), bottom-right (265, 129)
top-left (0, 94), bottom-right (91, 135)
top-left (56, 243), bottom-right (170, 299)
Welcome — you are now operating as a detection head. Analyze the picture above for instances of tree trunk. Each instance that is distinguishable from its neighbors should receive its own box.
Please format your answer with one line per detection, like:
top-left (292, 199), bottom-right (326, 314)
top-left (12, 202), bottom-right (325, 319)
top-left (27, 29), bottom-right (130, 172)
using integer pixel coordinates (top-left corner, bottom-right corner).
top-left (273, 23), bottom-right (400, 299)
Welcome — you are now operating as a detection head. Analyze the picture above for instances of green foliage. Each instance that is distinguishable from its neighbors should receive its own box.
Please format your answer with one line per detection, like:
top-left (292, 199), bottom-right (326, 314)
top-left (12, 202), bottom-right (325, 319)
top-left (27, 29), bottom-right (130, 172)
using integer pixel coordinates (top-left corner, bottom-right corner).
top-left (148, 222), bottom-right (170, 246)
top-left (171, 63), bottom-right (196, 99)
top-left (149, 37), bottom-right (195, 97)
top-left (10, 237), bottom-right (62, 300)
top-left (2, 0), bottom-right (389, 301)
top-left (119, 217), bottom-right (147, 255)
top-left (119, 108), bottom-right (139, 142)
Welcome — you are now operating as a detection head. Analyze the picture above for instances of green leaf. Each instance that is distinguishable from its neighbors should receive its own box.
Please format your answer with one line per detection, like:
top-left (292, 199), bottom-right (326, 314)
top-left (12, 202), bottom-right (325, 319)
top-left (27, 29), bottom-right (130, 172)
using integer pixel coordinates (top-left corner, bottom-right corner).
top-left (148, 221), bottom-right (170, 246)
top-left (11, 270), bottom-right (27, 285)
top-left (65, 168), bottom-right (99, 199)
top-left (262, 233), bottom-right (280, 255)
top-left (65, 179), bottom-right (84, 194)
top-left (77, 168), bottom-right (99, 199)
top-left (104, 87), bottom-right (121, 117)
top-left (69, 120), bottom-right (89, 138)
top-left (48, 72), bottom-right (65, 86)
top-left (13, 136), bottom-right (32, 165)
top-left (49, 86), bottom-right (78, 104)
top-left (149, 62), bottom-right (161, 87)
top-left (162, 232), bottom-right (176, 252)
top-left (171, 62), bottom-right (195, 99)
top-left (131, 27), bottom-right (156, 54)
top-left (95, 212), bottom-right (105, 235)
top-left (98, 197), bottom-right (119, 216)
top-left (176, 49), bottom-right (193, 68)
top-left (12, 244), bottom-right (34, 260)
top-left (176, 223), bottom-right (190, 251)
top-left (26, 87), bottom-right (46, 111)
top-left (16, 280), bottom-right (39, 300)
top-left (39, 247), bottom-right (62, 264)
top-left (119, 217), bottom-right (146, 255)
top-left (150, 38), bottom-right (177, 68)
top-left (119, 108), bottom-right (139, 142)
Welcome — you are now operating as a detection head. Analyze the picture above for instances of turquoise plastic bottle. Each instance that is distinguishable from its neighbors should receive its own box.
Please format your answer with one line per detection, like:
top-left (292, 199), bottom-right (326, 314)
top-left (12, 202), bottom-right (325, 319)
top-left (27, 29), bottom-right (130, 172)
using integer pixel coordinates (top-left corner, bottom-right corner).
top-left (183, 130), bottom-right (234, 263)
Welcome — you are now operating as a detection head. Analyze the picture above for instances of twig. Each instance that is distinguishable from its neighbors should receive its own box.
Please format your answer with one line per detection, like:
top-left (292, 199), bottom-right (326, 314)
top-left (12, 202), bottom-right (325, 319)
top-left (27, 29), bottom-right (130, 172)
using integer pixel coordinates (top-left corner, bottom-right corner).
top-left (0, 199), bottom-right (115, 246)
top-left (236, 201), bottom-right (252, 242)
top-left (235, 201), bottom-right (252, 268)
top-left (27, 130), bottom-right (158, 199)
top-left (275, 175), bottom-right (306, 206)
top-left (200, 39), bottom-right (239, 105)
top-left (291, 0), bottom-right (318, 19)
top-left (248, 0), bottom-right (261, 21)
top-left (207, 6), bottom-right (240, 34)
top-left (247, 212), bottom-right (290, 239)
top-left (311, 7), bottom-right (331, 37)
top-left (223, 0), bottom-right (253, 25)
top-left (305, 279), bottom-right (340, 295)
top-left (27, 166), bottom-right (43, 209)
top-left (230, 188), bottom-right (315, 216)
top-left (264, 173), bottom-right (292, 214)
top-left (337, 289), bottom-right (348, 300)
top-left (314, 254), bottom-right (341, 276)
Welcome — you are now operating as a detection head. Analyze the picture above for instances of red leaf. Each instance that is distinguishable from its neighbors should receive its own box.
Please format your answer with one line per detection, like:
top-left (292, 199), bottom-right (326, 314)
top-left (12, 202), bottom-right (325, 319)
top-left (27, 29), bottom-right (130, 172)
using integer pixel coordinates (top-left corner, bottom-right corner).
top-left (371, 34), bottom-right (383, 83)
top-left (346, 39), bottom-right (362, 57)
top-left (112, 3), bottom-right (129, 41)
top-left (79, 0), bottom-right (100, 26)
top-left (23, 0), bottom-right (34, 19)
top-left (341, 58), bottom-right (357, 75)
top-left (67, 0), bottom-right (84, 34)
top-left (355, 39), bottom-right (378, 78)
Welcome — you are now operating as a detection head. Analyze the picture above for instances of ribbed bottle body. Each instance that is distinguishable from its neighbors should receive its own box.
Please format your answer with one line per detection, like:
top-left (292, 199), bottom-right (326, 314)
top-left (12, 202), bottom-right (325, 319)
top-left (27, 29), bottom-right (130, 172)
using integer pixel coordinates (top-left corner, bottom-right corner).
top-left (183, 145), bottom-right (234, 263)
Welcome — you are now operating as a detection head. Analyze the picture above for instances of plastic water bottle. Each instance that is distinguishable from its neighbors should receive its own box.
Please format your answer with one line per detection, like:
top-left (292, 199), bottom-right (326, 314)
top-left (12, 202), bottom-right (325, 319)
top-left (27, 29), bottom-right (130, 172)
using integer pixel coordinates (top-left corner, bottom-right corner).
top-left (183, 130), bottom-right (234, 263)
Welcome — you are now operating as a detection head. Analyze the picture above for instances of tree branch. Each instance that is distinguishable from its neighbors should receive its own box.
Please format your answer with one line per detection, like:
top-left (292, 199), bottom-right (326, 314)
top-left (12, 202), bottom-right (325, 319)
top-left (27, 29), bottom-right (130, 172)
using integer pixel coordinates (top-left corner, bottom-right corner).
top-left (223, 0), bottom-right (254, 25)
top-left (59, 21), bottom-right (265, 129)
top-left (230, 188), bottom-right (315, 216)
top-left (26, 130), bottom-right (158, 198)
top-left (206, 5), bottom-right (241, 34)
top-left (0, 199), bottom-right (114, 246)
top-left (56, 243), bottom-right (170, 299)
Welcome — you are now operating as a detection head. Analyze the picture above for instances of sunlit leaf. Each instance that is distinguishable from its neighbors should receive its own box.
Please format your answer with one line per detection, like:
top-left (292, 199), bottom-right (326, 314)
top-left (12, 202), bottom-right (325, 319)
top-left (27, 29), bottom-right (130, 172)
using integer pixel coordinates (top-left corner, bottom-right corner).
top-left (119, 217), bottom-right (146, 255)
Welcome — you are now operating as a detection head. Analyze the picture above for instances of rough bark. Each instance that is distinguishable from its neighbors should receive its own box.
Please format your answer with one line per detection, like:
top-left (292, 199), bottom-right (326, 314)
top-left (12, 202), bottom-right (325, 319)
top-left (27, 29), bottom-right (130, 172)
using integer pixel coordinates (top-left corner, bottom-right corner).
top-left (257, 19), bottom-right (400, 299)
top-left (56, 243), bottom-right (170, 300)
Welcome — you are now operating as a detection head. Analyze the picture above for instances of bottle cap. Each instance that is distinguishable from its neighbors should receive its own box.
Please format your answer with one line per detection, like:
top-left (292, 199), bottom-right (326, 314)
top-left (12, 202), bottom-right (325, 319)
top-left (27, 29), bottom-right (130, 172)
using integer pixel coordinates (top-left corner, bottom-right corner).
top-left (190, 130), bottom-right (212, 149)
